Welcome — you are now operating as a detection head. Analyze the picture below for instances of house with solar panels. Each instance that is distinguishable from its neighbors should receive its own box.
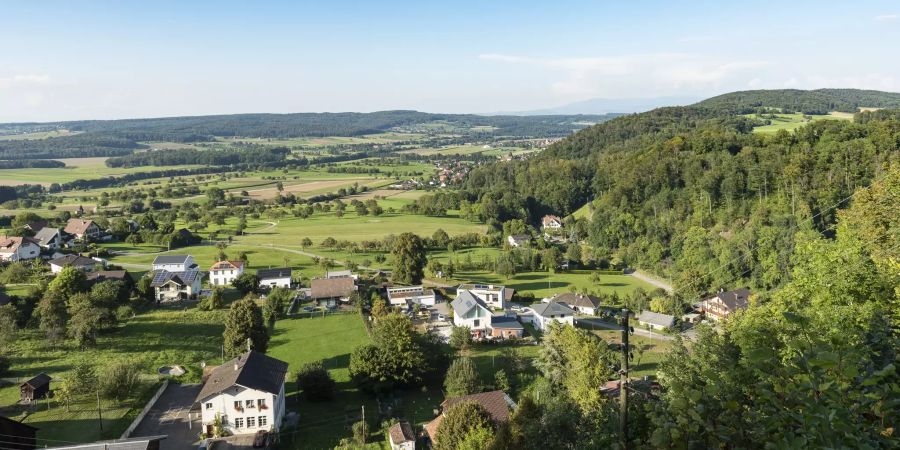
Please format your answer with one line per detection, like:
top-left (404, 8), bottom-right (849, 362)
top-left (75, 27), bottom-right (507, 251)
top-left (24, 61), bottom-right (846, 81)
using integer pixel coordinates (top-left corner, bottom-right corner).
top-left (151, 255), bottom-right (197, 272)
top-left (150, 268), bottom-right (202, 303)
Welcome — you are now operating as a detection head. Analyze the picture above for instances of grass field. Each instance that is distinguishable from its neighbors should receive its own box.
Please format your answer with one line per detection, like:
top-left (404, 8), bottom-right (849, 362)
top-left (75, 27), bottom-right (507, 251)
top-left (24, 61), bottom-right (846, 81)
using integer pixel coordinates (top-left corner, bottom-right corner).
top-left (442, 268), bottom-right (657, 299)
top-left (0, 130), bottom-right (81, 140)
top-left (0, 157), bottom-right (201, 186)
top-left (746, 112), bottom-right (852, 133)
top-left (217, 132), bottom-right (424, 148)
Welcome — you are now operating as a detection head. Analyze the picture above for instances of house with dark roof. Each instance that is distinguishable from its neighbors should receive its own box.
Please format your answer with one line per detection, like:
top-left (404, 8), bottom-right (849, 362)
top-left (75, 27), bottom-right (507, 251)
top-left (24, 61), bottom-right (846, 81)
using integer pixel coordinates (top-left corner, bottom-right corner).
top-left (209, 260), bottom-right (244, 286)
top-left (451, 292), bottom-right (524, 339)
top-left (48, 254), bottom-right (102, 274)
top-left (387, 285), bottom-right (436, 307)
top-left (637, 310), bottom-right (675, 330)
top-left (63, 219), bottom-right (101, 241)
top-left (388, 421), bottom-right (415, 450)
top-left (151, 255), bottom-right (196, 272)
top-left (309, 277), bottom-right (356, 307)
top-left (506, 234), bottom-right (530, 248)
top-left (20, 373), bottom-right (51, 404)
top-left (24, 221), bottom-right (47, 233)
top-left (33, 227), bottom-right (64, 250)
top-left (530, 301), bottom-right (576, 331)
top-left (424, 390), bottom-right (516, 446)
top-left (150, 269), bottom-right (202, 303)
top-left (489, 315), bottom-right (524, 339)
top-left (86, 270), bottom-right (133, 286)
top-left (257, 268), bottom-right (292, 289)
top-left (43, 436), bottom-right (166, 450)
top-left (700, 288), bottom-right (751, 321)
top-left (547, 292), bottom-right (601, 315)
top-left (0, 237), bottom-right (41, 262)
top-left (195, 351), bottom-right (288, 436)
top-left (0, 415), bottom-right (37, 450)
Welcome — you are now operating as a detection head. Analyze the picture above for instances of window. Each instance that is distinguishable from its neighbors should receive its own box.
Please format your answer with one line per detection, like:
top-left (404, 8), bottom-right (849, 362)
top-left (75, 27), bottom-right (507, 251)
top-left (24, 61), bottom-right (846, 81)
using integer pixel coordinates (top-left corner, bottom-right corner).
top-left (246, 399), bottom-right (255, 408)
top-left (258, 398), bottom-right (267, 409)
top-left (247, 417), bottom-right (256, 428)
top-left (205, 403), bottom-right (213, 409)
top-left (234, 401), bottom-right (242, 410)
top-left (234, 418), bottom-right (244, 428)
top-left (473, 319), bottom-right (480, 327)
top-left (258, 416), bottom-right (267, 427)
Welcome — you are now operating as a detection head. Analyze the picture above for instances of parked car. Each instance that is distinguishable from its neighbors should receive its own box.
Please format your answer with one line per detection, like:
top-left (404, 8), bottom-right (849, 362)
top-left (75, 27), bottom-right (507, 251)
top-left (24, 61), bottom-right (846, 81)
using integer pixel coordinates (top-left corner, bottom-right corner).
top-left (437, 314), bottom-right (447, 321)
top-left (253, 430), bottom-right (268, 448)
top-left (510, 304), bottom-right (523, 311)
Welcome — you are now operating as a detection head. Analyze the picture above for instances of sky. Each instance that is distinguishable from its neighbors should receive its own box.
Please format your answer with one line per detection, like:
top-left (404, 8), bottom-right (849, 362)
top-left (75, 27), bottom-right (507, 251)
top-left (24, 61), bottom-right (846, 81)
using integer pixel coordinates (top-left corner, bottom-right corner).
top-left (1, 0), bottom-right (899, 122)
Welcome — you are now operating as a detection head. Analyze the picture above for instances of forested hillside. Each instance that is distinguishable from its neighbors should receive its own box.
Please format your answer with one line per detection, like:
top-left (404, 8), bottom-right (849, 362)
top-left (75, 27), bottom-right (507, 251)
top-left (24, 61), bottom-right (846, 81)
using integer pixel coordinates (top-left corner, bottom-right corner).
top-left (696, 88), bottom-right (900, 114)
top-left (459, 90), bottom-right (900, 300)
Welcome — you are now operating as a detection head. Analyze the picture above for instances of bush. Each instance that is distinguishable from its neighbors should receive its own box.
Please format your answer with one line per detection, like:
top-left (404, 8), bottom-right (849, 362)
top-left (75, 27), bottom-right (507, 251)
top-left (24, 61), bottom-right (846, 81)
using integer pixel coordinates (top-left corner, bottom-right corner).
top-left (295, 360), bottom-right (336, 401)
top-left (99, 360), bottom-right (142, 401)
top-left (0, 355), bottom-right (11, 377)
top-left (115, 305), bottom-right (135, 322)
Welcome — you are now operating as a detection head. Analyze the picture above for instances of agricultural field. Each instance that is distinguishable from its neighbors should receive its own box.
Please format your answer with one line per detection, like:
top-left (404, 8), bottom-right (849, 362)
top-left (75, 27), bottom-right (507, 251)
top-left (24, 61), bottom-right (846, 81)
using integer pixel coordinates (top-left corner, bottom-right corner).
top-left (0, 129), bottom-right (82, 140)
top-left (216, 132), bottom-right (424, 148)
top-left (447, 269), bottom-right (658, 299)
top-left (745, 111), bottom-right (852, 133)
top-left (0, 157), bottom-right (202, 186)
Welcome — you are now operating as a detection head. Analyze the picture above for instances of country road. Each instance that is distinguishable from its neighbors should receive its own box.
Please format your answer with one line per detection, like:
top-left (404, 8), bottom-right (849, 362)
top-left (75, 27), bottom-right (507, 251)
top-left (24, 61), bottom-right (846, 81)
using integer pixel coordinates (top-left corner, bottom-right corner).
top-left (628, 269), bottom-right (673, 293)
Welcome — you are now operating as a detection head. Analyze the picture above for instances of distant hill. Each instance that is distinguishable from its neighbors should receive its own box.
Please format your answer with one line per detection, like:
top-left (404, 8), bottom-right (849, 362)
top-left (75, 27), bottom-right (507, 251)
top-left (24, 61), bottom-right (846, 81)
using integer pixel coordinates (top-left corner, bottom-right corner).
top-left (502, 96), bottom-right (701, 115)
top-left (694, 88), bottom-right (900, 114)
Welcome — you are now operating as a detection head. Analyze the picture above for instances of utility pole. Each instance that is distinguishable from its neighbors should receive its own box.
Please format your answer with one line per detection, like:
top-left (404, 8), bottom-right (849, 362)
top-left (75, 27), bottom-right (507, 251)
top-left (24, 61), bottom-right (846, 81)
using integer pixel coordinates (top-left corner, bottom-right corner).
top-left (97, 390), bottom-right (104, 432)
top-left (619, 308), bottom-right (630, 450)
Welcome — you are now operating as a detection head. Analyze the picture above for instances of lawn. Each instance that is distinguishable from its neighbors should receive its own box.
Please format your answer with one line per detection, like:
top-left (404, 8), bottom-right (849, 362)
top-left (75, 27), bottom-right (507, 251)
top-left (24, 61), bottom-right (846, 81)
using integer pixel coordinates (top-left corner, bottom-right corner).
top-left (448, 269), bottom-right (658, 299)
top-left (745, 112), bottom-right (852, 134)
top-left (0, 157), bottom-right (201, 186)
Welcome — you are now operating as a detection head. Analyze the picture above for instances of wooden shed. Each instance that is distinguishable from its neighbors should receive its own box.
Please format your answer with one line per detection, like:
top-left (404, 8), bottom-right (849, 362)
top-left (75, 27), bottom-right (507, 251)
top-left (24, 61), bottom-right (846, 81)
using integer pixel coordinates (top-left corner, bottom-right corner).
top-left (0, 415), bottom-right (37, 450)
top-left (20, 373), bottom-right (51, 404)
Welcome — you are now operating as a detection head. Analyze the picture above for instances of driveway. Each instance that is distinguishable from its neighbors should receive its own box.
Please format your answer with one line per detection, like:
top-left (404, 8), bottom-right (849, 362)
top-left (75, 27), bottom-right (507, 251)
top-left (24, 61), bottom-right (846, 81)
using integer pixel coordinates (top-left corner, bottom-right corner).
top-left (131, 383), bottom-right (203, 450)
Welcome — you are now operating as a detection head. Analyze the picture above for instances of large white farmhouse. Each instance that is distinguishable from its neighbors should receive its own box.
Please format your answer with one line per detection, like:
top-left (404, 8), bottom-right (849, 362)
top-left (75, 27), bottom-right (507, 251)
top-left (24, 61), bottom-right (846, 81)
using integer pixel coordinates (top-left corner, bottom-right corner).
top-left (209, 260), bottom-right (244, 286)
top-left (457, 284), bottom-right (506, 309)
top-left (196, 351), bottom-right (289, 436)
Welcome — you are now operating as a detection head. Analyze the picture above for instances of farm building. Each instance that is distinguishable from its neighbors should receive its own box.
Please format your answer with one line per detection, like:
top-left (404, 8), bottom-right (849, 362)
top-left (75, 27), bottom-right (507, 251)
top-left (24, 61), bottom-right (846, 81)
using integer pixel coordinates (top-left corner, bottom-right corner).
top-left (310, 277), bottom-right (357, 307)
top-left (637, 310), bottom-right (675, 330)
top-left (0, 415), bottom-right (37, 450)
top-left (20, 373), bottom-right (51, 404)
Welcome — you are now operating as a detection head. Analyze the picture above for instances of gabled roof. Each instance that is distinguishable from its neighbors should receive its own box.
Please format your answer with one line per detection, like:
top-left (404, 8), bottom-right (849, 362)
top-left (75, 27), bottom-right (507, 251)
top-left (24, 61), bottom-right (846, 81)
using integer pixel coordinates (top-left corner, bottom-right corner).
top-left (451, 290), bottom-right (491, 316)
top-left (388, 421), bottom-right (415, 444)
top-left (0, 237), bottom-right (39, 252)
top-left (64, 219), bottom-right (97, 235)
top-left (48, 254), bottom-right (97, 268)
top-left (210, 260), bottom-right (244, 271)
top-left (195, 351), bottom-right (288, 403)
top-left (25, 220), bottom-right (48, 232)
top-left (21, 373), bottom-right (51, 389)
top-left (149, 269), bottom-right (201, 287)
top-left (86, 270), bottom-right (132, 284)
top-left (541, 214), bottom-right (562, 225)
top-left (310, 277), bottom-right (356, 299)
top-left (708, 288), bottom-right (751, 311)
top-left (551, 292), bottom-right (600, 309)
top-left (637, 310), bottom-right (675, 328)
top-left (530, 301), bottom-right (575, 318)
top-left (426, 390), bottom-right (516, 444)
top-left (152, 255), bottom-right (192, 265)
top-left (33, 227), bottom-right (62, 245)
top-left (257, 268), bottom-right (292, 279)
top-left (44, 436), bottom-right (167, 450)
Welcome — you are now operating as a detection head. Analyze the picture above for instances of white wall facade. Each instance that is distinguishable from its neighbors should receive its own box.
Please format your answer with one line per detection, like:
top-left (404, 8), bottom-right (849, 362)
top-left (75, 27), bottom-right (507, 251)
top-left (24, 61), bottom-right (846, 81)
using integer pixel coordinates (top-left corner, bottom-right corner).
top-left (532, 313), bottom-right (574, 332)
top-left (152, 256), bottom-right (195, 272)
top-left (199, 383), bottom-right (285, 435)
top-left (259, 276), bottom-right (291, 289)
top-left (467, 286), bottom-right (505, 310)
top-left (211, 265), bottom-right (243, 286)
top-left (453, 304), bottom-right (491, 331)
top-left (0, 242), bottom-right (40, 262)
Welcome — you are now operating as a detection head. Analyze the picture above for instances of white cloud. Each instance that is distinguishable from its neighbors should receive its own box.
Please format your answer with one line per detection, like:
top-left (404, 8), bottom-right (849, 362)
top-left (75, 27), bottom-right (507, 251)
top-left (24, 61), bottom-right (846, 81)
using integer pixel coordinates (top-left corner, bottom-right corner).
top-left (478, 53), bottom-right (769, 97)
top-left (875, 14), bottom-right (898, 21)
top-left (0, 74), bottom-right (51, 89)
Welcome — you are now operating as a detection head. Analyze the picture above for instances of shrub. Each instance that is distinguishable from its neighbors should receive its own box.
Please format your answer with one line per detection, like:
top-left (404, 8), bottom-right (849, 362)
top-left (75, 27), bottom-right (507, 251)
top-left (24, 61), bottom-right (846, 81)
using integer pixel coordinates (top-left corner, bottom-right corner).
top-left (295, 360), bottom-right (336, 402)
top-left (99, 360), bottom-right (142, 401)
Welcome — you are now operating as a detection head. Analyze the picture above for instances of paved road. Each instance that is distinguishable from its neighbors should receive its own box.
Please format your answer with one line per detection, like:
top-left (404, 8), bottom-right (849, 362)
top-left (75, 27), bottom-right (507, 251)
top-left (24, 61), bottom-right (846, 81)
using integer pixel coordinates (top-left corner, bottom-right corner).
top-left (578, 317), bottom-right (678, 342)
top-left (628, 269), bottom-right (673, 293)
top-left (131, 383), bottom-right (203, 450)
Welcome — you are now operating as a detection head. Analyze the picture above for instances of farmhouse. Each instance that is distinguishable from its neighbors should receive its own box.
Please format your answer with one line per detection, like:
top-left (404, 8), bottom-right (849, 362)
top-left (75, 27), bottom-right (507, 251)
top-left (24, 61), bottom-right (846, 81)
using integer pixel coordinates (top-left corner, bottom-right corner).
top-left (33, 227), bottom-right (64, 250)
top-left (0, 237), bottom-right (40, 262)
top-left (546, 292), bottom-right (601, 315)
top-left (0, 415), bottom-right (37, 450)
top-left (700, 288), bottom-right (751, 321)
top-left (210, 260), bottom-right (244, 286)
top-left (195, 351), bottom-right (288, 436)
top-left (637, 310), bottom-right (675, 330)
top-left (310, 277), bottom-right (356, 307)
top-left (457, 283), bottom-right (506, 309)
top-left (425, 390), bottom-right (515, 446)
top-left (48, 254), bottom-right (102, 274)
top-left (387, 285), bottom-right (436, 307)
top-left (388, 421), bottom-right (415, 450)
top-left (20, 373), bottom-right (51, 404)
top-left (257, 268), bottom-right (292, 289)
top-left (63, 219), bottom-right (101, 241)
top-left (150, 269), bottom-right (202, 302)
top-left (506, 234), bottom-right (530, 248)
top-left (541, 214), bottom-right (563, 230)
top-left (530, 301), bottom-right (575, 331)
top-left (151, 255), bottom-right (196, 272)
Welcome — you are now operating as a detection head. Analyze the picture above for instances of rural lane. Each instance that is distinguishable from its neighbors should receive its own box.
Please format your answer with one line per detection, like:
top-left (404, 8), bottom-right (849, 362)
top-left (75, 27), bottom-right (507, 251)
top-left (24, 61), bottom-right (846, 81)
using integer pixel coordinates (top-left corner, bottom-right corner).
top-left (628, 269), bottom-right (673, 293)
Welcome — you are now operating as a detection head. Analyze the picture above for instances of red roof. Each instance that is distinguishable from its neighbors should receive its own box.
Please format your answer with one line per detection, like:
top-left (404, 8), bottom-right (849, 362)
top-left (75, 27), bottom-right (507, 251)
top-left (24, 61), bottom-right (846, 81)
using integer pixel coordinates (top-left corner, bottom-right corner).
top-left (210, 260), bottom-right (244, 271)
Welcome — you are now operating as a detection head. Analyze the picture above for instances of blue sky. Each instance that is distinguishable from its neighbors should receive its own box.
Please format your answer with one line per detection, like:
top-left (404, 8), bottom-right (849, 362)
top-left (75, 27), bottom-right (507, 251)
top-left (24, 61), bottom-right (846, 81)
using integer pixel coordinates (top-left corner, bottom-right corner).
top-left (1, 0), bottom-right (898, 121)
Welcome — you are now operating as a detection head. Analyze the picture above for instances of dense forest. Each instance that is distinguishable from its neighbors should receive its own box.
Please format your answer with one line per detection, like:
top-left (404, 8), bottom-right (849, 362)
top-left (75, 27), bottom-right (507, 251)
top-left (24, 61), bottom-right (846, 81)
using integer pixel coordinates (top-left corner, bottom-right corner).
top-left (456, 90), bottom-right (900, 300)
top-left (106, 146), bottom-right (291, 167)
top-left (695, 88), bottom-right (900, 114)
top-left (0, 134), bottom-right (143, 159)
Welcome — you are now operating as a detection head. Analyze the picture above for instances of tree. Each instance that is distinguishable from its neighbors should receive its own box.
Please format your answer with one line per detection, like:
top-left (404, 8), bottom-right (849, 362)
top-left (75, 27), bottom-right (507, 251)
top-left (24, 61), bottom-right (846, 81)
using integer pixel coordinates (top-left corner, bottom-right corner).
top-left (262, 287), bottom-right (292, 326)
top-left (370, 296), bottom-right (388, 318)
top-left (350, 314), bottom-right (427, 392)
top-left (434, 401), bottom-right (495, 450)
top-left (198, 288), bottom-right (225, 311)
top-left (449, 325), bottom-right (472, 350)
top-left (98, 360), bottom-right (142, 401)
top-left (432, 229), bottom-right (450, 248)
top-left (295, 360), bottom-right (336, 401)
top-left (232, 272), bottom-right (259, 295)
top-left (55, 378), bottom-right (75, 412)
top-left (494, 369), bottom-right (511, 392)
top-left (0, 304), bottom-right (17, 351)
top-left (391, 232), bottom-right (427, 284)
top-left (48, 266), bottom-right (86, 298)
top-left (37, 289), bottom-right (67, 341)
top-left (67, 302), bottom-right (106, 348)
top-left (223, 298), bottom-right (269, 355)
top-left (444, 357), bottom-right (481, 397)
top-left (495, 252), bottom-right (517, 279)
top-left (301, 237), bottom-right (313, 248)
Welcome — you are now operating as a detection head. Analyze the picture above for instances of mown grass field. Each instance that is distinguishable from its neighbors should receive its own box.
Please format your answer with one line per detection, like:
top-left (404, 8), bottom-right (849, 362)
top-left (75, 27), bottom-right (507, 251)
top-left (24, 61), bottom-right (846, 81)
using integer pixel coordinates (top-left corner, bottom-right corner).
top-left (443, 268), bottom-right (657, 299)
top-left (0, 157), bottom-right (202, 186)
top-left (745, 112), bottom-right (852, 133)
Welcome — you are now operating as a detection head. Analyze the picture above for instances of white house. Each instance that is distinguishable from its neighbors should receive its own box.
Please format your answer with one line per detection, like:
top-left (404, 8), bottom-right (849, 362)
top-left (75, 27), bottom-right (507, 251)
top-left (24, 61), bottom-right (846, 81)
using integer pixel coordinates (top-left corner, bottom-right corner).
top-left (48, 254), bottom-right (103, 274)
top-left (506, 234), bottom-right (530, 248)
top-left (545, 292), bottom-right (601, 316)
top-left (151, 255), bottom-right (196, 272)
top-left (457, 284), bottom-right (506, 310)
top-left (388, 421), bottom-right (415, 450)
top-left (530, 301), bottom-right (576, 332)
top-left (387, 286), bottom-right (436, 307)
top-left (63, 219), bottom-right (101, 241)
top-left (541, 215), bottom-right (563, 230)
top-left (196, 351), bottom-right (288, 437)
top-left (451, 291), bottom-right (493, 338)
top-left (258, 268), bottom-right (292, 289)
top-left (700, 288), bottom-right (751, 321)
top-left (33, 227), bottom-right (64, 250)
top-left (637, 310), bottom-right (675, 330)
top-left (209, 260), bottom-right (245, 286)
top-left (0, 237), bottom-right (41, 262)
top-left (150, 269), bottom-right (202, 302)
